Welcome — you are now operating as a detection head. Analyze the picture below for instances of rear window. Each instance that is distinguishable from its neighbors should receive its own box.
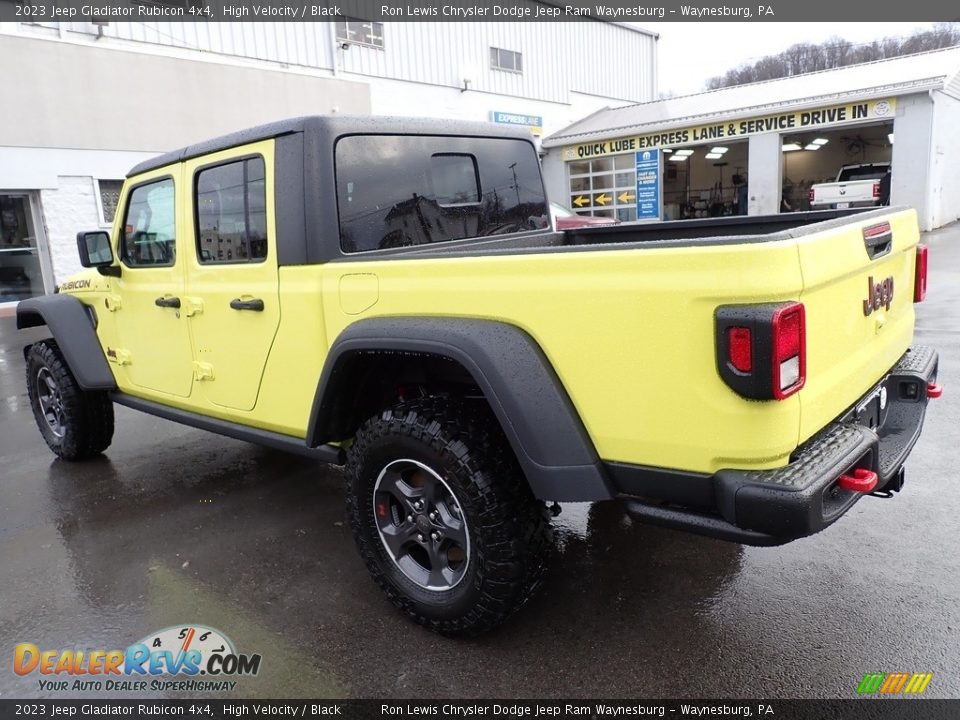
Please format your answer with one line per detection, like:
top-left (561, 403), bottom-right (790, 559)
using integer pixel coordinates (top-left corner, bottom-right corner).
top-left (838, 165), bottom-right (889, 182)
top-left (336, 135), bottom-right (547, 253)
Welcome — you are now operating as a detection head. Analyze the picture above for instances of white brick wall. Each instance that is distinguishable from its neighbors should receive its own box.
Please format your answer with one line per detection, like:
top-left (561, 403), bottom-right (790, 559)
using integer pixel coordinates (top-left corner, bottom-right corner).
top-left (40, 176), bottom-right (106, 283)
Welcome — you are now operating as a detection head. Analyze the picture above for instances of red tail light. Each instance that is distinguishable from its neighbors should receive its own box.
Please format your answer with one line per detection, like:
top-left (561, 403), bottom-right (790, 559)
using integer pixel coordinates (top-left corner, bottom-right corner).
top-left (808, 189), bottom-right (815, 203)
top-left (715, 302), bottom-right (805, 401)
top-left (727, 327), bottom-right (752, 372)
top-left (771, 303), bottom-right (805, 399)
top-left (872, 181), bottom-right (880, 198)
top-left (914, 244), bottom-right (928, 303)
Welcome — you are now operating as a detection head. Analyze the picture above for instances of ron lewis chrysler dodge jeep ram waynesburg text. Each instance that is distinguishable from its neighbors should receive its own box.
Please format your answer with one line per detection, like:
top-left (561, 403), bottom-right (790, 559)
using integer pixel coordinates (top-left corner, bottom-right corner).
top-left (18, 117), bottom-right (939, 635)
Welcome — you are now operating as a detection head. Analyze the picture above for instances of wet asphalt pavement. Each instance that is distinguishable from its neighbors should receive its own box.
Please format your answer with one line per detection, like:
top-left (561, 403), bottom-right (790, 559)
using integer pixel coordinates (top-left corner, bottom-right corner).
top-left (1, 223), bottom-right (959, 701)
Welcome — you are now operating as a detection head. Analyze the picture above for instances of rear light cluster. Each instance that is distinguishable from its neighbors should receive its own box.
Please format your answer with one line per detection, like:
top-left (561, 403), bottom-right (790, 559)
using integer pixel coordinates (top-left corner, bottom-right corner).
top-left (772, 305), bottom-right (805, 399)
top-left (872, 181), bottom-right (881, 198)
top-left (808, 189), bottom-right (815, 203)
top-left (914, 244), bottom-right (928, 303)
top-left (715, 302), bottom-right (806, 401)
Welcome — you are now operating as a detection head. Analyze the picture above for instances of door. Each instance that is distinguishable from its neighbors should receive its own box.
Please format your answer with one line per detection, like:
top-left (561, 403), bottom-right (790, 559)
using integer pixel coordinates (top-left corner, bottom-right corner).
top-left (0, 193), bottom-right (53, 303)
top-left (183, 144), bottom-right (280, 412)
top-left (110, 171), bottom-right (195, 399)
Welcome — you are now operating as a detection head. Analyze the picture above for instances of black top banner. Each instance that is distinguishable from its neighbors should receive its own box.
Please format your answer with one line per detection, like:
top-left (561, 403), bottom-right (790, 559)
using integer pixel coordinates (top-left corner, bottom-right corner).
top-left (0, 0), bottom-right (958, 22)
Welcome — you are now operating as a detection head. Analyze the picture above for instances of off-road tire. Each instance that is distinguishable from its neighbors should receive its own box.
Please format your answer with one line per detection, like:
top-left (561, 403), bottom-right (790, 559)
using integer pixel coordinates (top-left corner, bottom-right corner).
top-left (346, 397), bottom-right (552, 636)
top-left (26, 339), bottom-right (114, 460)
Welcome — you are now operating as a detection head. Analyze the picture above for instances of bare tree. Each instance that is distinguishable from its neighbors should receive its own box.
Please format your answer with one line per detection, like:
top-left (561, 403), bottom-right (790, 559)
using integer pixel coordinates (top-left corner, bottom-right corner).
top-left (705, 23), bottom-right (960, 90)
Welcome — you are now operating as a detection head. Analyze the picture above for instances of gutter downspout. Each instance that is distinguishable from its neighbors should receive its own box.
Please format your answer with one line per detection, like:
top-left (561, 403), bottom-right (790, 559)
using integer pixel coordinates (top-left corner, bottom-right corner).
top-left (925, 89), bottom-right (938, 230)
top-left (328, 23), bottom-right (339, 76)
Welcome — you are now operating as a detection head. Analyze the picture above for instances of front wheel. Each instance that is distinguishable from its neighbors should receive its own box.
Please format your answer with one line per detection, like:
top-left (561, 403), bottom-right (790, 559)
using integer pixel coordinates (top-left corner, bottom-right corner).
top-left (346, 397), bottom-right (551, 636)
top-left (26, 339), bottom-right (114, 460)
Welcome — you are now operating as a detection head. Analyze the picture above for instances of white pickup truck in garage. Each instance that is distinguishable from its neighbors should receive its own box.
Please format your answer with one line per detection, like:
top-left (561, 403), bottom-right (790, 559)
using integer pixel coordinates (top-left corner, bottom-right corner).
top-left (809, 162), bottom-right (891, 210)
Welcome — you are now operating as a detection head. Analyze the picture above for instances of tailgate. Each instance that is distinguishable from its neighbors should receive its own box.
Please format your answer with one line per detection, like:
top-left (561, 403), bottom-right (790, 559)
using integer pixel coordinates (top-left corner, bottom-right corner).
top-left (796, 208), bottom-right (919, 443)
top-left (812, 180), bottom-right (874, 206)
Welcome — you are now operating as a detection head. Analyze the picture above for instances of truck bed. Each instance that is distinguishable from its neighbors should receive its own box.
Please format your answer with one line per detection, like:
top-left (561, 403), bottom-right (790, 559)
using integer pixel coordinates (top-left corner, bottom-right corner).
top-left (410, 207), bottom-right (884, 257)
top-left (319, 204), bottom-right (919, 478)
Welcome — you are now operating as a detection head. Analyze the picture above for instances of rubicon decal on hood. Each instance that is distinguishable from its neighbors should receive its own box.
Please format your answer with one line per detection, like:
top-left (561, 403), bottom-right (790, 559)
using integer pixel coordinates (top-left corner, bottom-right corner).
top-left (58, 279), bottom-right (92, 292)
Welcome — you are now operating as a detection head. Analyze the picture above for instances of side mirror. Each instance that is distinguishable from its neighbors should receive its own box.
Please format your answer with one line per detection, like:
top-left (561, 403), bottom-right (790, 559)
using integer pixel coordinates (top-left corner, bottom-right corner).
top-left (76, 231), bottom-right (114, 268)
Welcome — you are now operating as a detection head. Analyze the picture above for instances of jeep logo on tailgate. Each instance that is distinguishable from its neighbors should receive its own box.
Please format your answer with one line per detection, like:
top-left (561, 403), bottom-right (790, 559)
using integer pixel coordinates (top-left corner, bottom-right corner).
top-left (863, 275), bottom-right (894, 316)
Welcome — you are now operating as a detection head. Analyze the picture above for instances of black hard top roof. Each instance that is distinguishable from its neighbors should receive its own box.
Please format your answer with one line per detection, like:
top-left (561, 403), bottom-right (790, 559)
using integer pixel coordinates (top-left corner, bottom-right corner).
top-left (127, 115), bottom-right (535, 177)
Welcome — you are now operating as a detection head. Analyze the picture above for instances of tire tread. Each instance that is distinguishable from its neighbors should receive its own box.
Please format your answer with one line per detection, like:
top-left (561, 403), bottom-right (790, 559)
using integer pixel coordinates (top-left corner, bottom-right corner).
top-left (26, 339), bottom-right (114, 460)
top-left (346, 396), bottom-right (551, 636)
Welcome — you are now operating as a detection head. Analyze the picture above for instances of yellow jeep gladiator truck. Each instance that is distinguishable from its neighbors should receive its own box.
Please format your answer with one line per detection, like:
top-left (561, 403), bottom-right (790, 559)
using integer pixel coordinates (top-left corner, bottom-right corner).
top-left (17, 117), bottom-right (938, 635)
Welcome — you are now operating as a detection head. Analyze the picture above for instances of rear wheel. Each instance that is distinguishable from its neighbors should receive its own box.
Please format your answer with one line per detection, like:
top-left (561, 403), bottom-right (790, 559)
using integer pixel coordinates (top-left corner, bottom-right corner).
top-left (346, 397), bottom-right (551, 636)
top-left (26, 339), bottom-right (114, 460)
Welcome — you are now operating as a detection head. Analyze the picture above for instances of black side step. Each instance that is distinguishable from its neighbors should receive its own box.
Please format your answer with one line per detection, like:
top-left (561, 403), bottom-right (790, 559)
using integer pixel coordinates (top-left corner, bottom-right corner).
top-left (111, 393), bottom-right (345, 464)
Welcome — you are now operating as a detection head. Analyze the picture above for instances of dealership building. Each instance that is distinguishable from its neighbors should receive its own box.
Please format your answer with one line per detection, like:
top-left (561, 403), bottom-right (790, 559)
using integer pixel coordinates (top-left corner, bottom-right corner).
top-left (5, 22), bottom-right (960, 311)
top-left (0, 19), bottom-right (657, 307)
top-left (542, 47), bottom-right (960, 230)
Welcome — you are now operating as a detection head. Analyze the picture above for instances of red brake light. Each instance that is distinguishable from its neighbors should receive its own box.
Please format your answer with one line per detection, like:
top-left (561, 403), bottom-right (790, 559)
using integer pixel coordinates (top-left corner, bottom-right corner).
top-left (808, 189), bottom-right (815, 202)
top-left (727, 327), bottom-right (752, 373)
top-left (872, 181), bottom-right (880, 198)
top-left (771, 303), bottom-right (805, 399)
top-left (863, 221), bottom-right (891, 239)
top-left (914, 244), bottom-right (928, 303)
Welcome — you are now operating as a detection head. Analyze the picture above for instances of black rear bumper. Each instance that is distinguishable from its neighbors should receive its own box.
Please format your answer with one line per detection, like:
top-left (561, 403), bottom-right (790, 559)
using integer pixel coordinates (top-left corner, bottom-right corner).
top-left (621, 346), bottom-right (938, 546)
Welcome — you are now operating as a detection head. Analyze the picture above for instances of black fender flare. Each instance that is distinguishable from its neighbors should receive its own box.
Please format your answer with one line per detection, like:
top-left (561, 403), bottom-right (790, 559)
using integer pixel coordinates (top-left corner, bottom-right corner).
top-left (17, 295), bottom-right (116, 390)
top-left (307, 317), bottom-right (614, 502)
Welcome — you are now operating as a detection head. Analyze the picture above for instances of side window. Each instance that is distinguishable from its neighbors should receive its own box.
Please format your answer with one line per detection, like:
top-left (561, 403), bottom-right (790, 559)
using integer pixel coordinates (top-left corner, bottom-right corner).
top-left (195, 157), bottom-right (267, 264)
top-left (120, 178), bottom-right (176, 268)
top-left (336, 136), bottom-right (547, 253)
top-left (430, 154), bottom-right (480, 205)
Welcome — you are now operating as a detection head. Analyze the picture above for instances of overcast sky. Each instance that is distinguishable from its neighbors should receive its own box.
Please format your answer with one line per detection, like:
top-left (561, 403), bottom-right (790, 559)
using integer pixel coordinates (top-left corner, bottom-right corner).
top-left (639, 23), bottom-right (941, 96)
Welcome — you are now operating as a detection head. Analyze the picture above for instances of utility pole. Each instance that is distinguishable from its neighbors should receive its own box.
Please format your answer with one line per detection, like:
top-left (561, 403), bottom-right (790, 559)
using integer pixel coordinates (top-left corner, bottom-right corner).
top-left (508, 162), bottom-right (521, 208)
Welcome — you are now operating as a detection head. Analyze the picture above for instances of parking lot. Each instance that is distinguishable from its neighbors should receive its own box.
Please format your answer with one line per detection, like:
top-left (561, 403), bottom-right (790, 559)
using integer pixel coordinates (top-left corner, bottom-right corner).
top-left (1, 222), bottom-right (959, 700)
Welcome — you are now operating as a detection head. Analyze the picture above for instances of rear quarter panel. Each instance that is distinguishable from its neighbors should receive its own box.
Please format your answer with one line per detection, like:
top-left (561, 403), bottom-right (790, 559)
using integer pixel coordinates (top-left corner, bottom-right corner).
top-left (321, 238), bottom-right (807, 474)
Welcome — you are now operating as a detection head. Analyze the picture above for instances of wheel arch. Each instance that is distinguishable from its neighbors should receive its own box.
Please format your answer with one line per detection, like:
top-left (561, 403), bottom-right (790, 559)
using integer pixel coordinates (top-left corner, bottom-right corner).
top-left (17, 295), bottom-right (116, 390)
top-left (307, 317), bottom-right (614, 502)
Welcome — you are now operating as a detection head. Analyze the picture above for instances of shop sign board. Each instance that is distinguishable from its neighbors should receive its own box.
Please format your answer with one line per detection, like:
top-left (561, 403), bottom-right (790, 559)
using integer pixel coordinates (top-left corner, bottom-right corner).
top-left (492, 111), bottom-right (544, 136)
top-left (635, 149), bottom-right (661, 222)
top-left (562, 98), bottom-right (896, 161)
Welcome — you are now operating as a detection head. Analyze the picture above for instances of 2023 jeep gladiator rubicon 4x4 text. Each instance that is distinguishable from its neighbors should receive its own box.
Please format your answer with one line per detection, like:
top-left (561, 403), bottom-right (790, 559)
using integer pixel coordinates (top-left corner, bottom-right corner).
top-left (19, 117), bottom-right (938, 635)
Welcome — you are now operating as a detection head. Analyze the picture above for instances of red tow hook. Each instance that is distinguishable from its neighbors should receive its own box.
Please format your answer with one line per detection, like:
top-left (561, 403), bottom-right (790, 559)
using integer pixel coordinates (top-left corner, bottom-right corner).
top-left (837, 468), bottom-right (879, 493)
top-left (927, 383), bottom-right (943, 399)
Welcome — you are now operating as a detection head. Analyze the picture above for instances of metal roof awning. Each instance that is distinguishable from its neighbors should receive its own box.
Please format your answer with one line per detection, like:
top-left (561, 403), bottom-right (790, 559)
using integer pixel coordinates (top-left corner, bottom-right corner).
top-left (544, 46), bottom-right (960, 149)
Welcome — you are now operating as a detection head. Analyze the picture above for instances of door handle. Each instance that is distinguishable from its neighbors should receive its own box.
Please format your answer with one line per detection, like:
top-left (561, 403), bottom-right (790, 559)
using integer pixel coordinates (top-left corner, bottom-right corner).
top-left (155, 296), bottom-right (181, 308)
top-left (230, 298), bottom-right (264, 312)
